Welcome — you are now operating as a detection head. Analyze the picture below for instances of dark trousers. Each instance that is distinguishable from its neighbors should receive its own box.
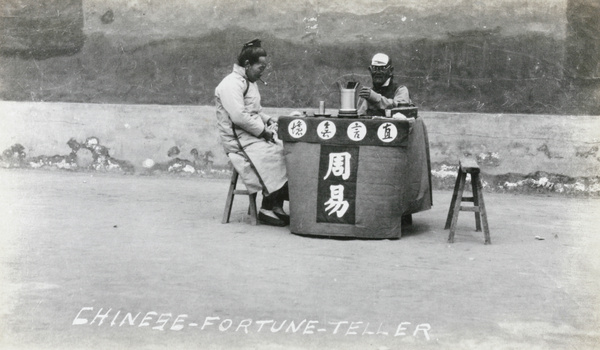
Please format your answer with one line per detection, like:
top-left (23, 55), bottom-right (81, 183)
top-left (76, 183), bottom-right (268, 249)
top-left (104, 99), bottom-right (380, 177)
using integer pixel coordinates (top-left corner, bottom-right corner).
top-left (261, 182), bottom-right (289, 210)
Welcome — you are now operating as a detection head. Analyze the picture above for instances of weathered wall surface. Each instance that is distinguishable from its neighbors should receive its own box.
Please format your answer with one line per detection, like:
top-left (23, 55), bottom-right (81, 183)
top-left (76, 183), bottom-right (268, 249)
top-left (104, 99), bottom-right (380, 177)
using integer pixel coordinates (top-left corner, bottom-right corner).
top-left (1, 101), bottom-right (598, 195)
top-left (0, 0), bottom-right (598, 114)
top-left (427, 112), bottom-right (600, 177)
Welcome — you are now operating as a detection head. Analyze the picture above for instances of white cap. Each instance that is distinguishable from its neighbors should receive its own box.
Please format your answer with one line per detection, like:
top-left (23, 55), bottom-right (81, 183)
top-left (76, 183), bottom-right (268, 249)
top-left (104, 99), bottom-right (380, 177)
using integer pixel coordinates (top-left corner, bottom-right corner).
top-left (371, 53), bottom-right (390, 66)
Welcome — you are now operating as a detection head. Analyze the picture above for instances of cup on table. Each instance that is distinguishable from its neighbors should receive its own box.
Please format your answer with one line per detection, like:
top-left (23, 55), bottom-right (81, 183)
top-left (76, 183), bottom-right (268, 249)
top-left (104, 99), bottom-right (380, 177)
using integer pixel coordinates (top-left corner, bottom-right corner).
top-left (318, 101), bottom-right (325, 115)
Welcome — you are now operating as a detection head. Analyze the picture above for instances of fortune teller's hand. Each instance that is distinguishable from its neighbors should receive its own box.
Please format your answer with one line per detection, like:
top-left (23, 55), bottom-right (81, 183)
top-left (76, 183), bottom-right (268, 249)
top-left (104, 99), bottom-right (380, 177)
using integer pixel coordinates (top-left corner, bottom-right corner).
top-left (359, 87), bottom-right (374, 100)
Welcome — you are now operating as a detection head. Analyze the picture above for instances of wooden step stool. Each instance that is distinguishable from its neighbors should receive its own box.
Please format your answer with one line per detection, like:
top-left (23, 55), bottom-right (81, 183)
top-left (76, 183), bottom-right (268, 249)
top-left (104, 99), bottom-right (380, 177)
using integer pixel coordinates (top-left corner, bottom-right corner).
top-left (444, 158), bottom-right (491, 244)
top-left (222, 167), bottom-right (259, 225)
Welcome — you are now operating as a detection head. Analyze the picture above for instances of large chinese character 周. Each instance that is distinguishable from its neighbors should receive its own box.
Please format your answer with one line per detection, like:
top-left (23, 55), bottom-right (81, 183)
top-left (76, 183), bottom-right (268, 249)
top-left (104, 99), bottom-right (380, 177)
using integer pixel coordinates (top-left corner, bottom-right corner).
top-left (323, 152), bottom-right (352, 180)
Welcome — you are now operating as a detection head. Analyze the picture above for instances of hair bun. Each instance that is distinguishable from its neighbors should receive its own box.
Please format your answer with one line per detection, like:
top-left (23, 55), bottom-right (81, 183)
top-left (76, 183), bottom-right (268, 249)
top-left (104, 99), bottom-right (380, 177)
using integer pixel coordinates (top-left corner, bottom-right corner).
top-left (243, 39), bottom-right (261, 49)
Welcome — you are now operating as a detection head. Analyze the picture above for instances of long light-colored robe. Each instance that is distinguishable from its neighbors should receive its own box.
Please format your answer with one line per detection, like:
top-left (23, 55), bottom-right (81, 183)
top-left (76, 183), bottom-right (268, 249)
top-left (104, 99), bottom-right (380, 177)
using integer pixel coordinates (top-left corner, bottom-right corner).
top-left (215, 64), bottom-right (287, 195)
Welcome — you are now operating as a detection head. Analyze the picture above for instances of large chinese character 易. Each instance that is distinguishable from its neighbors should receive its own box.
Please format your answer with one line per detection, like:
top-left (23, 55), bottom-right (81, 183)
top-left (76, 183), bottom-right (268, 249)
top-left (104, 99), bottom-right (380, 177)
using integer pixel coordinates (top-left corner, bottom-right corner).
top-left (323, 152), bottom-right (352, 180)
top-left (324, 185), bottom-right (349, 217)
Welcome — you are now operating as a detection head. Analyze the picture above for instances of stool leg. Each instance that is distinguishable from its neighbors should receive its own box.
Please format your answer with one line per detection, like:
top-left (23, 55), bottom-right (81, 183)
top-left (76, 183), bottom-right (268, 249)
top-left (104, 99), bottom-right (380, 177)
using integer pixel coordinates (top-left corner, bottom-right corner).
top-left (248, 193), bottom-right (258, 225)
top-left (476, 177), bottom-right (491, 244)
top-left (221, 171), bottom-right (238, 224)
top-left (448, 172), bottom-right (466, 243)
top-left (471, 173), bottom-right (482, 232)
top-left (444, 169), bottom-right (463, 229)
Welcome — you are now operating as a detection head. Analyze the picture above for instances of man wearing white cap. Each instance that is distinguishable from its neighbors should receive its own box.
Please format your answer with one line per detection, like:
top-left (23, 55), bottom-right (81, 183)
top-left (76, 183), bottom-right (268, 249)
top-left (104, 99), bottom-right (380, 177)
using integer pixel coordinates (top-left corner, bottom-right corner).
top-left (357, 53), bottom-right (413, 117)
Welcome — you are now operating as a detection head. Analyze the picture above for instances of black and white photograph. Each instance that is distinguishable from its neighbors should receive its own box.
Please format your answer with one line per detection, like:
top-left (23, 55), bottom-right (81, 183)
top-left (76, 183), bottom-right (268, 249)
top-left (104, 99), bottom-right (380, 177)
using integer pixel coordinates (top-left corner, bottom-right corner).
top-left (0, 0), bottom-right (599, 349)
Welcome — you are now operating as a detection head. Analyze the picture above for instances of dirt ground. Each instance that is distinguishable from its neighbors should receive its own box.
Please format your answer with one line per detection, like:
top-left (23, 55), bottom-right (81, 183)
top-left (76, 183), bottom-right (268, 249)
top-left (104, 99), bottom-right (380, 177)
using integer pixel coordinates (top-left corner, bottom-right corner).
top-left (0, 169), bottom-right (599, 350)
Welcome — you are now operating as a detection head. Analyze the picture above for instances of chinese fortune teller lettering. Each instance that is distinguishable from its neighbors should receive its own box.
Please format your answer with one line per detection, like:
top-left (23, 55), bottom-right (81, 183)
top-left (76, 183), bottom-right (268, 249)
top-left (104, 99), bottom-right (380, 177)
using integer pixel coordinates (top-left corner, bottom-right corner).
top-left (317, 146), bottom-right (359, 224)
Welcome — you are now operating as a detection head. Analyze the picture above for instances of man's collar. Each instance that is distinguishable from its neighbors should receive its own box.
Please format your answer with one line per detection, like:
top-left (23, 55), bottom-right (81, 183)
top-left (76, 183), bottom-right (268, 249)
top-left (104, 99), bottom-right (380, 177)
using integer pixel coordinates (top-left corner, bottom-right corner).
top-left (233, 64), bottom-right (247, 79)
top-left (374, 77), bottom-right (392, 91)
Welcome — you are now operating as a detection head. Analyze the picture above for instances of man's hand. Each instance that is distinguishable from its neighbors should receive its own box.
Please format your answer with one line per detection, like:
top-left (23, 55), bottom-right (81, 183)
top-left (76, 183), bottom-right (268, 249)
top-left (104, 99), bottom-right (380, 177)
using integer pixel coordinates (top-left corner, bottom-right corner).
top-left (259, 128), bottom-right (276, 143)
top-left (266, 121), bottom-right (278, 133)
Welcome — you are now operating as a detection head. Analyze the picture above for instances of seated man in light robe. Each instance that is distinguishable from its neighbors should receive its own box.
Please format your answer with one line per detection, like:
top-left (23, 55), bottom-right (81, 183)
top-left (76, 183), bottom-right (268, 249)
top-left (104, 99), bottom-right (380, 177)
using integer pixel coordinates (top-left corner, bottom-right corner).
top-left (214, 39), bottom-right (289, 226)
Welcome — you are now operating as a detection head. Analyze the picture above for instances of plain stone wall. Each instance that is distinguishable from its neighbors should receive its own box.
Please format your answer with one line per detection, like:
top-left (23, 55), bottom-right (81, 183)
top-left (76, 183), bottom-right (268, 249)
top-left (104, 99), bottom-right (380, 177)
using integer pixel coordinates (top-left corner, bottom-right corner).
top-left (1, 101), bottom-right (599, 180)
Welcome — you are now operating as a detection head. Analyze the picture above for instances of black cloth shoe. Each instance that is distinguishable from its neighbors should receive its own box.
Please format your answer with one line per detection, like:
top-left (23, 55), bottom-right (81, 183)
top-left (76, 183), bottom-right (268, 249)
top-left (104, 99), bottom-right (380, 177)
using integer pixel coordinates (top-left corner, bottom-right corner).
top-left (272, 207), bottom-right (290, 225)
top-left (259, 209), bottom-right (286, 227)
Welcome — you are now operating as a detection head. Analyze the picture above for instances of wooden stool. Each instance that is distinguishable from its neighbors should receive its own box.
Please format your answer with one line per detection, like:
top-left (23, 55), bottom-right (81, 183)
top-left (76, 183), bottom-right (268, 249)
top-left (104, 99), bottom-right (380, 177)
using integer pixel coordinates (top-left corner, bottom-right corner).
top-left (222, 168), bottom-right (259, 225)
top-left (444, 158), bottom-right (490, 244)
